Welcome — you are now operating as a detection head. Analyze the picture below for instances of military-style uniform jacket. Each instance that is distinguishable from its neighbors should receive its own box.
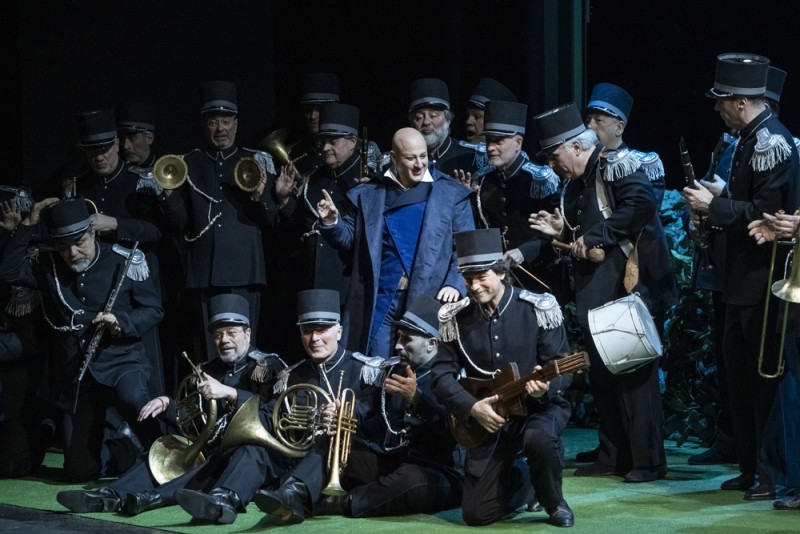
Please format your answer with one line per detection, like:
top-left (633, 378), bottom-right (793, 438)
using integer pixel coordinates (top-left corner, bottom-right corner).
top-left (707, 109), bottom-right (800, 306)
top-left (62, 159), bottom-right (162, 245)
top-left (0, 225), bottom-right (163, 408)
top-left (561, 146), bottom-right (677, 326)
top-left (430, 136), bottom-right (478, 178)
top-left (431, 287), bottom-right (571, 476)
top-left (158, 145), bottom-right (290, 289)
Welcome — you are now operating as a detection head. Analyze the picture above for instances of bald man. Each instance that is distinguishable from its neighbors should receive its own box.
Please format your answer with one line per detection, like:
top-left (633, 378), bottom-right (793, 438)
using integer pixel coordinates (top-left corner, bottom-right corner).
top-left (317, 128), bottom-right (475, 357)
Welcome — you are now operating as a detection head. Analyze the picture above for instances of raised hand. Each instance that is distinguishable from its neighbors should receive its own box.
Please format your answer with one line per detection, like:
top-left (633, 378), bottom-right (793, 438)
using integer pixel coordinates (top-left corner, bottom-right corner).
top-left (0, 201), bottom-right (22, 231)
top-left (316, 189), bottom-right (339, 225)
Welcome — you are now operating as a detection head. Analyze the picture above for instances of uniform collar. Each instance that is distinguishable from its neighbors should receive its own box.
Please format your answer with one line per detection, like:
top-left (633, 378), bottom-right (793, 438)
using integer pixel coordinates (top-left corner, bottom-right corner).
top-left (204, 144), bottom-right (239, 160)
top-left (740, 109), bottom-right (772, 141)
top-left (99, 160), bottom-right (125, 185)
top-left (332, 151), bottom-right (361, 179)
top-left (430, 136), bottom-right (453, 158)
top-left (498, 154), bottom-right (526, 180)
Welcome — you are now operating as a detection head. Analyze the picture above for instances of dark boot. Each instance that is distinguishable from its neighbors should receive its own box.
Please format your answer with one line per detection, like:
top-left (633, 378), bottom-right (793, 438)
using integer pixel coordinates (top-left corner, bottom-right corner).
top-left (175, 487), bottom-right (241, 524)
top-left (313, 494), bottom-right (351, 516)
top-left (57, 487), bottom-right (122, 513)
top-left (253, 477), bottom-right (309, 525)
top-left (123, 490), bottom-right (165, 516)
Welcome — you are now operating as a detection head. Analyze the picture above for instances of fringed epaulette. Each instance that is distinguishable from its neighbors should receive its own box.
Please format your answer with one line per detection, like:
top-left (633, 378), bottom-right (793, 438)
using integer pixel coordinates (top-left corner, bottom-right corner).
top-left (367, 140), bottom-right (382, 173)
top-left (132, 168), bottom-right (163, 195)
top-left (524, 162), bottom-right (559, 198)
top-left (250, 150), bottom-right (277, 176)
top-left (458, 140), bottom-right (484, 152)
top-left (794, 137), bottom-right (800, 151)
top-left (112, 244), bottom-right (150, 281)
top-left (630, 150), bottom-right (665, 182)
top-left (351, 352), bottom-right (384, 385)
top-left (0, 185), bottom-right (33, 215)
top-left (472, 164), bottom-right (494, 182)
top-left (5, 286), bottom-right (40, 317)
top-left (247, 350), bottom-right (287, 383)
top-left (518, 290), bottom-right (563, 330)
top-left (600, 148), bottom-right (641, 182)
top-left (438, 297), bottom-right (471, 342)
top-left (751, 128), bottom-right (792, 172)
top-left (273, 360), bottom-right (304, 395)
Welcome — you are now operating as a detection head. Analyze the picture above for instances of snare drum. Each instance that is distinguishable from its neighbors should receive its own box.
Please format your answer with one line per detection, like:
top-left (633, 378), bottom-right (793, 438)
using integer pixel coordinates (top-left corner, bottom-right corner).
top-left (588, 294), bottom-right (662, 374)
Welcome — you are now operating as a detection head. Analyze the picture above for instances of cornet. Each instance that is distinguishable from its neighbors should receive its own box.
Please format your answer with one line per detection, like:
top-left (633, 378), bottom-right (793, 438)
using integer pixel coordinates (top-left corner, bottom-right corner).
top-left (322, 371), bottom-right (358, 496)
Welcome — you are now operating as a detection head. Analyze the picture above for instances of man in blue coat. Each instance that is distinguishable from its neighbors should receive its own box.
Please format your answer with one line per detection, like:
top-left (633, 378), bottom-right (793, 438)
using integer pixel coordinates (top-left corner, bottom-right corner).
top-left (316, 127), bottom-right (475, 357)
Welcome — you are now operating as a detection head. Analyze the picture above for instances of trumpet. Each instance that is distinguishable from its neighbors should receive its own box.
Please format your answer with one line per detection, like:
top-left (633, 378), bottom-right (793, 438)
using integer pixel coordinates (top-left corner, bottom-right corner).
top-left (322, 370), bottom-right (358, 496)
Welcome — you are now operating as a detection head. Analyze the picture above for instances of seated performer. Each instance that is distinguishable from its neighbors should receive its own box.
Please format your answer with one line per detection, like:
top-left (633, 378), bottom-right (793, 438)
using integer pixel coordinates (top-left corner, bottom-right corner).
top-left (431, 228), bottom-right (575, 528)
top-left (55, 293), bottom-right (286, 519)
top-left (255, 295), bottom-right (464, 523)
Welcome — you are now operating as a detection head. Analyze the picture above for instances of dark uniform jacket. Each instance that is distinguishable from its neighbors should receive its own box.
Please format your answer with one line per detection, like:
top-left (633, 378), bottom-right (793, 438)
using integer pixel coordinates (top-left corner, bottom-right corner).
top-left (0, 225), bottom-right (163, 408)
top-left (158, 145), bottom-right (290, 289)
top-left (430, 136), bottom-right (478, 179)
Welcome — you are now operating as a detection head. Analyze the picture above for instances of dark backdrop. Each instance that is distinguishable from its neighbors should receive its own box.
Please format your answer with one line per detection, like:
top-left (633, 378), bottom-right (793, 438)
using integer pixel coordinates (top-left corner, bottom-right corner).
top-left (5, 0), bottom-right (798, 194)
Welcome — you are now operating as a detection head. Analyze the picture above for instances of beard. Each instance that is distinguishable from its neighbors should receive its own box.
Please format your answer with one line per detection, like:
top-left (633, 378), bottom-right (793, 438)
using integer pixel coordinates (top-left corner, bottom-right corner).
top-left (69, 258), bottom-right (93, 273)
top-left (422, 127), bottom-right (448, 152)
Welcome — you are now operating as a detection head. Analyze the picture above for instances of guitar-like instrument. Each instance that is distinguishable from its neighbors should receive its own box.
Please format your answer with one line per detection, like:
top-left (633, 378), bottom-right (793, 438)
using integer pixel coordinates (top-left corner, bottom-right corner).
top-left (450, 351), bottom-right (589, 448)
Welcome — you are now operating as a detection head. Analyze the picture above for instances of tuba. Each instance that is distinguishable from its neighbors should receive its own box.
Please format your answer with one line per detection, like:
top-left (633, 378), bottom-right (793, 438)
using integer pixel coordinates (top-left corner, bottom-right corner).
top-left (234, 157), bottom-right (266, 193)
top-left (219, 383), bottom-right (332, 456)
top-left (153, 154), bottom-right (188, 190)
top-left (148, 352), bottom-right (217, 484)
top-left (322, 371), bottom-right (358, 496)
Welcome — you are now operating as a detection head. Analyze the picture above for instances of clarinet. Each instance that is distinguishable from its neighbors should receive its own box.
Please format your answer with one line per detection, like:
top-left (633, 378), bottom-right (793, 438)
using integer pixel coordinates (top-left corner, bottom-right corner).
top-left (73, 241), bottom-right (140, 411)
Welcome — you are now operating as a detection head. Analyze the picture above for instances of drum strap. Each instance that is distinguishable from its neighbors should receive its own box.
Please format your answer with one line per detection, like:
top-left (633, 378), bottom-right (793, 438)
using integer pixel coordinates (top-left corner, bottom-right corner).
top-left (594, 166), bottom-right (634, 257)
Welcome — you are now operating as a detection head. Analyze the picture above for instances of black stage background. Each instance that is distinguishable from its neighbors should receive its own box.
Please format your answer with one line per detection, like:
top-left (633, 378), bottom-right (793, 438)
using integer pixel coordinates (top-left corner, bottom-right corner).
top-left (4, 0), bottom-right (798, 193)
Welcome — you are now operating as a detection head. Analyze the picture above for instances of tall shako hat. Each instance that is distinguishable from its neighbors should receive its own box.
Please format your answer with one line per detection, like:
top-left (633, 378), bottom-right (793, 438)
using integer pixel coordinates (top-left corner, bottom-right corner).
top-left (207, 294), bottom-right (250, 332)
top-left (532, 102), bottom-right (587, 156)
top-left (300, 72), bottom-right (340, 104)
top-left (455, 228), bottom-right (504, 272)
top-left (201, 81), bottom-right (238, 115)
top-left (297, 289), bottom-right (340, 326)
top-left (585, 83), bottom-right (633, 123)
top-left (706, 53), bottom-right (770, 98)
top-left (766, 66), bottom-right (787, 103)
top-left (397, 294), bottom-right (442, 340)
top-left (43, 198), bottom-right (92, 239)
top-left (117, 101), bottom-right (156, 133)
top-left (408, 78), bottom-right (450, 112)
top-left (468, 78), bottom-right (517, 109)
top-left (482, 100), bottom-right (528, 137)
top-left (77, 109), bottom-right (118, 148)
top-left (317, 103), bottom-right (359, 137)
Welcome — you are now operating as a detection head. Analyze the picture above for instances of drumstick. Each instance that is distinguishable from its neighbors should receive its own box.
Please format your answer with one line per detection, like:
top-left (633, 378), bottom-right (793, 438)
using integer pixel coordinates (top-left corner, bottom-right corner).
top-left (552, 239), bottom-right (605, 263)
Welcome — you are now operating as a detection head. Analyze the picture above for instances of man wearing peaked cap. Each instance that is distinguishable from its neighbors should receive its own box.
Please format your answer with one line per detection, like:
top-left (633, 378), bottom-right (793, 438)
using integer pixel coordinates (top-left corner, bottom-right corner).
top-left (157, 80), bottom-right (296, 351)
top-left (464, 77), bottom-right (518, 145)
top-left (430, 228), bottom-right (574, 527)
top-left (684, 53), bottom-right (800, 500)
top-left (117, 101), bottom-right (157, 169)
top-left (407, 78), bottom-right (477, 179)
top-left (530, 101), bottom-right (676, 484)
top-left (474, 100), bottom-right (564, 298)
top-left (0, 197), bottom-right (163, 482)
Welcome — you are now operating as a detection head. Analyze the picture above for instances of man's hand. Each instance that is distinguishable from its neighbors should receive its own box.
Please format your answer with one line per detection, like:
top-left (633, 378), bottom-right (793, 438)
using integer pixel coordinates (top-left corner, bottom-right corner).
top-left (524, 366), bottom-right (549, 398)
top-left (89, 213), bottom-right (118, 234)
top-left (138, 396), bottom-right (170, 421)
top-left (469, 394), bottom-right (506, 433)
top-left (529, 208), bottom-right (564, 237)
top-left (699, 174), bottom-right (726, 197)
top-left (571, 236), bottom-right (589, 260)
top-left (748, 212), bottom-right (800, 244)
top-left (452, 169), bottom-right (477, 191)
top-left (384, 365), bottom-right (417, 403)
top-left (504, 248), bottom-right (524, 266)
top-left (317, 189), bottom-right (339, 225)
top-left (682, 180), bottom-right (714, 214)
top-left (437, 286), bottom-right (461, 303)
top-left (197, 372), bottom-right (237, 404)
top-left (23, 197), bottom-right (59, 226)
top-left (321, 401), bottom-right (339, 435)
top-left (271, 164), bottom-right (296, 205)
top-left (0, 201), bottom-right (22, 232)
top-left (92, 312), bottom-right (121, 336)
top-left (748, 217), bottom-right (776, 245)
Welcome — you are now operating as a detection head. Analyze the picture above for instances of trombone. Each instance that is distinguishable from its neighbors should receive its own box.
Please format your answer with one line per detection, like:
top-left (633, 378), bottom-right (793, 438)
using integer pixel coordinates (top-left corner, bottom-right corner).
top-left (322, 370), bottom-right (358, 496)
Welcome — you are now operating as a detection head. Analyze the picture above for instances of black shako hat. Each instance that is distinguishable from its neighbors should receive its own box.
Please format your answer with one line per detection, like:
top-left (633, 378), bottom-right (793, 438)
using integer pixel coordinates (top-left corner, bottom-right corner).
top-left (532, 102), bottom-right (587, 156)
top-left (43, 198), bottom-right (92, 239)
top-left (585, 83), bottom-right (633, 123)
top-left (766, 66), bottom-right (788, 103)
top-left (117, 101), bottom-right (156, 133)
top-left (397, 295), bottom-right (442, 340)
top-left (468, 78), bottom-right (517, 109)
top-left (317, 103), bottom-right (359, 137)
top-left (300, 73), bottom-right (340, 104)
top-left (201, 80), bottom-right (238, 115)
top-left (207, 294), bottom-right (250, 332)
top-left (77, 109), bottom-right (118, 148)
top-left (408, 78), bottom-right (450, 112)
top-left (455, 228), bottom-right (504, 272)
top-left (482, 100), bottom-right (527, 137)
top-left (706, 53), bottom-right (770, 98)
top-left (297, 289), bottom-right (340, 326)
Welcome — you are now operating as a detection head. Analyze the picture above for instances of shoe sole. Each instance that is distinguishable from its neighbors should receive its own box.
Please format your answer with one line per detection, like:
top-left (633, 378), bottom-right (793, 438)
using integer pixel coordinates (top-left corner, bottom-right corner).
top-left (253, 493), bottom-right (304, 524)
top-left (176, 490), bottom-right (235, 524)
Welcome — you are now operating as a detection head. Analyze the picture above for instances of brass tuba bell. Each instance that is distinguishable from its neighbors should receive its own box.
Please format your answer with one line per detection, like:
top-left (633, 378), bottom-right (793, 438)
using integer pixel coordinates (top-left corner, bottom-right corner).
top-left (153, 154), bottom-right (188, 190)
top-left (234, 157), bottom-right (266, 192)
top-left (257, 128), bottom-right (293, 166)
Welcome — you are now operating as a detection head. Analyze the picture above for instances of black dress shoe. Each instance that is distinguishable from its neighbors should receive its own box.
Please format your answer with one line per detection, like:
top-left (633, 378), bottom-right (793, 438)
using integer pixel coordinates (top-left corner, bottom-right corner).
top-left (744, 484), bottom-right (776, 500)
top-left (57, 487), bottom-right (121, 513)
top-left (774, 494), bottom-right (800, 510)
top-left (254, 478), bottom-right (309, 525)
top-left (175, 488), bottom-right (240, 524)
top-left (575, 447), bottom-right (599, 463)
top-left (687, 446), bottom-right (737, 465)
top-left (573, 462), bottom-right (621, 477)
top-left (720, 473), bottom-right (756, 491)
top-left (313, 494), bottom-right (351, 516)
top-left (527, 500), bottom-right (544, 513)
top-left (624, 466), bottom-right (667, 483)
top-left (123, 490), bottom-right (164, 516)
top-left (546, 503), bottom-right (574, 528)
top-left (116, 422), bottom-right (144, 456)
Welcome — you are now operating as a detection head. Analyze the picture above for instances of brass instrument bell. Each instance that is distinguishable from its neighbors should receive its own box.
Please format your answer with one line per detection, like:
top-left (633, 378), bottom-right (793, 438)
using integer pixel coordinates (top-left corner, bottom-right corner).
top-left (234, 157), bottom-right (266, 193)
top-left (153, 154), bottom-right (188, 190)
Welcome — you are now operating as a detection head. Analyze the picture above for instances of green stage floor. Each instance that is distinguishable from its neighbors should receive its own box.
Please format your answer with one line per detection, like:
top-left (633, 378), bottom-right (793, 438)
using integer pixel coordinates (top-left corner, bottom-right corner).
top-left (0, 428), bottom-right (797, 533)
